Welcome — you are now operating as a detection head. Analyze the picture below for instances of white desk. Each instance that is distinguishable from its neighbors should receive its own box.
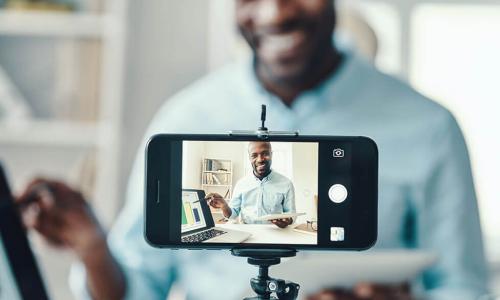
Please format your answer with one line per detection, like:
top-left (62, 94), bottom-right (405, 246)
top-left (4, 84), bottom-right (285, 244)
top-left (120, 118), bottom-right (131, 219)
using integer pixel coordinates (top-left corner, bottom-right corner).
top-left (217, 224), bottom-right (316, 244)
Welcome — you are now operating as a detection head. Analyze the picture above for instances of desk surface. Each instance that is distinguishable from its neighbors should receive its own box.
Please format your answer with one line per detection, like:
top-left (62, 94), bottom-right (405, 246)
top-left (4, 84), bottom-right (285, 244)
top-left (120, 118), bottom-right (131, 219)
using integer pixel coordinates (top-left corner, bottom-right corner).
top-left (217, 224), bottom-right (316, 244)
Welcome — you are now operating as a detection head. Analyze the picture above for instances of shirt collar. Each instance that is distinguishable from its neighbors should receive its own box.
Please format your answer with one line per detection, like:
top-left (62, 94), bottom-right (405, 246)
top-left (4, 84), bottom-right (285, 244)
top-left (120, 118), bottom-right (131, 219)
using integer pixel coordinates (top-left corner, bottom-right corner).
top-left (253, 170), bottom-right (274, 182)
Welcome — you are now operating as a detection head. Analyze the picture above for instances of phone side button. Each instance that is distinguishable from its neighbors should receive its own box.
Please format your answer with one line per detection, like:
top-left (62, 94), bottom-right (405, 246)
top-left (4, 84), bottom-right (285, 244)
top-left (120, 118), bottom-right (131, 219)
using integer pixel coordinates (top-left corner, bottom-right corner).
top-left (156, 180), bottom-right (161, 204)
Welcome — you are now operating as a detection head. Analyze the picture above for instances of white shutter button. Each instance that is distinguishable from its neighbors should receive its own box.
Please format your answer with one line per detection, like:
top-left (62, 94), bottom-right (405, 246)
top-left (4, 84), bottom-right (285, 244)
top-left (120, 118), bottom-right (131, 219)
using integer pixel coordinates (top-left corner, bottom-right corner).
top-left (328, 184), bottom-right (348, 203)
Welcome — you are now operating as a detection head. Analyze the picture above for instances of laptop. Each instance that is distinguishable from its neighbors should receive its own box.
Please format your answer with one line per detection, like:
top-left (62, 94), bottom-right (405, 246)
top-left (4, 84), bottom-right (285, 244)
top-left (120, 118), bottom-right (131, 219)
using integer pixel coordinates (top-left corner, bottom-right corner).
top-left (0, 163), bottom-right (49, 300)
top-left (181, 189), bottom-right (251, 243)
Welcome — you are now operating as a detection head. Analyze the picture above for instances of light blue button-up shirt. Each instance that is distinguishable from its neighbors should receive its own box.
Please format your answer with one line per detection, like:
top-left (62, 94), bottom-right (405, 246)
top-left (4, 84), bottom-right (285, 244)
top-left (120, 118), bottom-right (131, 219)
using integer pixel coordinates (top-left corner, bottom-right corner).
top-left (70, 52), bottom-right (488, 300)
top-left (229, 171), bottom-right (296, 224)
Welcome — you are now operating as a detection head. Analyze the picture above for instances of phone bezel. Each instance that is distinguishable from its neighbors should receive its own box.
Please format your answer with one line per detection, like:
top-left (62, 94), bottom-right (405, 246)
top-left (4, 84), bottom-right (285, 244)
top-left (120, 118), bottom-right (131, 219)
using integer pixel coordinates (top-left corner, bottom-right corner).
top-left (145, 134), bottom-right (378, 251)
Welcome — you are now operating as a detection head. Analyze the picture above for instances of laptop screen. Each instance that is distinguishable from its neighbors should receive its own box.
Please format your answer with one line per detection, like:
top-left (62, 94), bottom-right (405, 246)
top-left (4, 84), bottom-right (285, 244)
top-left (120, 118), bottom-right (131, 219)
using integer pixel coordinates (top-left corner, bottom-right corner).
top-left (181, 191), bottom-right (208, 234)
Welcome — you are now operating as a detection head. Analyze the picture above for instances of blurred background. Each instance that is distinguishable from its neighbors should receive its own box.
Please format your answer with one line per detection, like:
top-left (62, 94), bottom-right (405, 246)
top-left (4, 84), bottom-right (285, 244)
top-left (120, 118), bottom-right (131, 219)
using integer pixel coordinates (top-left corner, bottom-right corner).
top-left (0, 0), bottom-right (498, 299)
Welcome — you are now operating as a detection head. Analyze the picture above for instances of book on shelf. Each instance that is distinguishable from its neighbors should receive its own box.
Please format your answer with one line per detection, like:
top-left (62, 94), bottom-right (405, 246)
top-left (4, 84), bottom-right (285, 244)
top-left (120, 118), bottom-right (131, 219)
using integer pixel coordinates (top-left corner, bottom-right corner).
top-left (204, 173), bottom-right (227, 185)
top-left (204, 173), bottom-right (212, 184)
top-left (0, 65), bottom-right (32, 123)
top-left (204, 158), bottom-right (231, 172)
top-left (212, 174), bottom-right (221, 184)
top-left (204, 159), bottom-right (219, 171)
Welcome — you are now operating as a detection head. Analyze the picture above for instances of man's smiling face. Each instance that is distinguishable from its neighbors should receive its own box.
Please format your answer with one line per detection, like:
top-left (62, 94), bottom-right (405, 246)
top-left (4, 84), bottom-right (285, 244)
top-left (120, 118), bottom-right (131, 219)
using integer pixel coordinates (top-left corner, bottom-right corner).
top-left (248, 142), bottom-right (272, 178)
top-left (236, 0), bottom-right (336, 84)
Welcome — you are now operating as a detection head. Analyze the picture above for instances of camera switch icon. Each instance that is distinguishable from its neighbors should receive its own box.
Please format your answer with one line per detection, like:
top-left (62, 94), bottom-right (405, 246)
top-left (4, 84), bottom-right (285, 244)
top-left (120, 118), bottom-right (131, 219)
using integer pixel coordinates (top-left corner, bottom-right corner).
top-left (333, 148), bottom-right (344, 158)
top-left (330, 227), bottom-right (345, 241)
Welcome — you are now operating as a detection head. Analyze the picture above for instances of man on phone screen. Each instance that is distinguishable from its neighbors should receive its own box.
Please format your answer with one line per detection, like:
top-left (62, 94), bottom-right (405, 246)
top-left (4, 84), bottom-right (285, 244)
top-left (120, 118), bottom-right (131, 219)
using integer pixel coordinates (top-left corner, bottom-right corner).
top-left (206, 141), bottom-right (296, 228)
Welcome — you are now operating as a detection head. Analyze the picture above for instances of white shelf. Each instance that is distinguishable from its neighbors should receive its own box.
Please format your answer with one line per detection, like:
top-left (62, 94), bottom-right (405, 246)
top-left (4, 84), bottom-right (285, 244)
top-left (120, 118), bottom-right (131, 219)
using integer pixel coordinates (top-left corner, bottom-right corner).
top-left (203, 170), bottom-right (231, 174)
top-left (0, 120), bottom-right (100, 147)
top-left (0, 3), bottom-right (128, 299)
top-left (0, 10), bottom-right (109, 38)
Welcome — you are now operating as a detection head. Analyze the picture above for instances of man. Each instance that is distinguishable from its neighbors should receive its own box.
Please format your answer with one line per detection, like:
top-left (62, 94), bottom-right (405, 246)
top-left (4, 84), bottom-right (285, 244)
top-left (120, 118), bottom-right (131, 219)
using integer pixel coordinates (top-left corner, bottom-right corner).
top-left (206, 141), bottom-right (296, 227)
top-left (17, 0), bottom-right (488, 299)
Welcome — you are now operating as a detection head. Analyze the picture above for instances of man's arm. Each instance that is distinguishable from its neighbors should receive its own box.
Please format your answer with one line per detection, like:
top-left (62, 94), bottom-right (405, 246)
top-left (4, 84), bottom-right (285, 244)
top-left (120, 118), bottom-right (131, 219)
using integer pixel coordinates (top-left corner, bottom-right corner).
top-left (79, 236), bottom-right (126, 300)
top-left (417, 113), bottom-right (488, 298)
top-left (223, 183), bottom-right (244, 221)
top-left (205, 193), bottom-right (232, 218)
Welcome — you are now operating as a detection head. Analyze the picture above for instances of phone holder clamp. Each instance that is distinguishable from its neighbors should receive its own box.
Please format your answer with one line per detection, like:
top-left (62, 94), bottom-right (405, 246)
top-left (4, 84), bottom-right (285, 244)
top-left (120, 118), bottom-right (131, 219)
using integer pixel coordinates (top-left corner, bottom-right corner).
top-left (231, 248), bottom-right (300, 300)
top-left (228, 104), bottom-right (299, 138)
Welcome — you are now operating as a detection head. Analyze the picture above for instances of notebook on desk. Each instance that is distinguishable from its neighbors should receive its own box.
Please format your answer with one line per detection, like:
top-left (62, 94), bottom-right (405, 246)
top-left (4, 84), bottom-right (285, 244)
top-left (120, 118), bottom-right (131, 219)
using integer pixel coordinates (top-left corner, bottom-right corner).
top-left (255, 212), bottom-right (306, 221)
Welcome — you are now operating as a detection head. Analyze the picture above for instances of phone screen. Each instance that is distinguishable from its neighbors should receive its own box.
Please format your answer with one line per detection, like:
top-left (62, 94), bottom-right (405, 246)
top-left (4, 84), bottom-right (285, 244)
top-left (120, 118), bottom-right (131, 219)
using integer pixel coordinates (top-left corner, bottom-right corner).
top-left (145, 134), bottom-right (377, 250)
top-left (181, 141), bottom-right (320, 245)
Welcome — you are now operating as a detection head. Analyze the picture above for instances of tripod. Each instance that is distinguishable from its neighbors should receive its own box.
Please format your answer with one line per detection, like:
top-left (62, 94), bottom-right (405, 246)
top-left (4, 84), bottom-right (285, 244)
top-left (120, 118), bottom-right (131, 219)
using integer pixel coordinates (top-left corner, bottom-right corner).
top-left (232, 248), bottom-right (300, 300)
top-left (229, 106), bottom-right (301, 299)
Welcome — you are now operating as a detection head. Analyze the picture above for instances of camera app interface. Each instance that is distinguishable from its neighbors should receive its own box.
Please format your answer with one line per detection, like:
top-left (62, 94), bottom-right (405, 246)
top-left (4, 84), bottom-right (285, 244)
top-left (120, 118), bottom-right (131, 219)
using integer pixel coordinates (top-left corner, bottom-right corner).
top-left (181, 141), bottom-right (319, 244)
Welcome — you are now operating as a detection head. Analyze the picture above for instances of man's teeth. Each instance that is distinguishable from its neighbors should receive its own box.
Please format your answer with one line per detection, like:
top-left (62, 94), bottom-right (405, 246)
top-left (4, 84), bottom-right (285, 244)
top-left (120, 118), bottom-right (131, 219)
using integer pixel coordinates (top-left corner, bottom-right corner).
top-left (260, 32), bottom-right (304, 53)
top-left (263, 35), bottom-right (296, 48)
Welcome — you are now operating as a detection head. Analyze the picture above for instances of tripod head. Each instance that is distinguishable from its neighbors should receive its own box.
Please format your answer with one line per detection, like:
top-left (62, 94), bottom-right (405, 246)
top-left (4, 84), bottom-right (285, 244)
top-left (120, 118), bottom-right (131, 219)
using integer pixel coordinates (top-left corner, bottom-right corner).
top-left (232, 248), bottom-right (300, 300)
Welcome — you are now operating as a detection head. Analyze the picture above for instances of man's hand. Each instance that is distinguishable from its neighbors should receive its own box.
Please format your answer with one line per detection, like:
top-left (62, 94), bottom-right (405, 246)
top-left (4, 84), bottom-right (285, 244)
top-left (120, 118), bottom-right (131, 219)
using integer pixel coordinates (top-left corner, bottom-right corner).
top-left (205, 192), bottom-right (227, 209)
top-left (306, 283), bottom-right (412, 300)
top-left (271, 218), bottom-right (292, 228)
top-left (205, 193), bottom-right (232, 218)
top-left (16, 178), bottom-right (126, 300)
top-left (16, 178), bottom-right (104, 259)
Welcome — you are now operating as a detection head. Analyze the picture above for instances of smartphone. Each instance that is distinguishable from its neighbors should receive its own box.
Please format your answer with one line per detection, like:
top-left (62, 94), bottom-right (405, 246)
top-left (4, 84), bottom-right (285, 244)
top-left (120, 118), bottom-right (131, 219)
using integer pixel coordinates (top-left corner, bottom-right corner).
top-left (145, 134), bottom-right (378, 250)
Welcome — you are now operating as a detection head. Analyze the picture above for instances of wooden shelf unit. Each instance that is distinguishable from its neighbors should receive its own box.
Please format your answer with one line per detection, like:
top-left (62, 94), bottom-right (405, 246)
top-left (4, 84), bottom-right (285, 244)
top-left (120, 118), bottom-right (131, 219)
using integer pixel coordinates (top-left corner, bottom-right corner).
top-left (0, 1), bottom-right (128, 226)
top-left (201, 158), bottom-right (233, 200)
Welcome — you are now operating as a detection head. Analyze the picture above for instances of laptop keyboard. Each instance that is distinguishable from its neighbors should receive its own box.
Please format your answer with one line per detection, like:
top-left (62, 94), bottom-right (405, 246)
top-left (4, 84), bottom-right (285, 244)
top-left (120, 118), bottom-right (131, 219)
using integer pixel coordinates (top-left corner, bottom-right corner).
top-left (182, 228), bottom-right (227, 243)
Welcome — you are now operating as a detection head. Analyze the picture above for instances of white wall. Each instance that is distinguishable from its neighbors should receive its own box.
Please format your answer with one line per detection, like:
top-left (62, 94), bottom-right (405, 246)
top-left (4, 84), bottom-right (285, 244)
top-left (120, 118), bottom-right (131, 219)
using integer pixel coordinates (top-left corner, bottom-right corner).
top-left (204, 141), bottom-right (247, 183)
top-left (182, 141), bottom-right (247, 197)
top-left (182, 141), bottom-right (204, 189)
top-left (119, 0), bottom-right (210, 204)
top-left (291, 143), bottom-right (319, 223)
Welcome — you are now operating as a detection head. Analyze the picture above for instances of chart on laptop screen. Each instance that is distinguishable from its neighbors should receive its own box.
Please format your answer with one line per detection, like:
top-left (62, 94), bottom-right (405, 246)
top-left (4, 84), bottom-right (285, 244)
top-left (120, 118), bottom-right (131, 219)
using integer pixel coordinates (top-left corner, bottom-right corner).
top-left (181, 191), bottom-right (207, 233)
